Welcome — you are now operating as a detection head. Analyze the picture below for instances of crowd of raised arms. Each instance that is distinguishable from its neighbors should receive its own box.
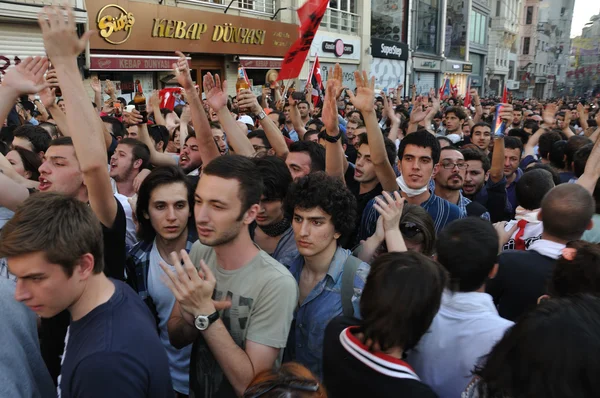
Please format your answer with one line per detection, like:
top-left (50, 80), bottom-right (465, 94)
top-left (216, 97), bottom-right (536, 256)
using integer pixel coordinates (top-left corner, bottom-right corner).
top-left (3, 5), bottom-right (600, 398)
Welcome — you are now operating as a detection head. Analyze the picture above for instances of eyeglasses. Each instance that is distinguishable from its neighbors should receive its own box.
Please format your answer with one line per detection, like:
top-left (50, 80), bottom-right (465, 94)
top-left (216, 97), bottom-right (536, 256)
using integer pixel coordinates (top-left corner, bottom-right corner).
top-left (243, 378), bottom-right (320, 398)
top-left (400, 222), bottom-right (423, 238)
top-left (253, 145), bottom-right (271, 151)
top-left (440, 161), bottom-right (468, 170)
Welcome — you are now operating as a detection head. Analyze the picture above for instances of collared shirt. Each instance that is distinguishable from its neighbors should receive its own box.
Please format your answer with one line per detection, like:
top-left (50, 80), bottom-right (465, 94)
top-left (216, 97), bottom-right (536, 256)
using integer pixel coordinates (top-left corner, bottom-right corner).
top-left (284, 247), bottom-right (370, 378)
top-left (407, 290), bottom-right (514, 398)
top-left (428, 180), bottom-right (490, 220)
top-left (270, 226), bottom-right (299, 266)
top-left (126, 230), bottom-right (197, 302)
top-left (358, 189), bottom-right (463, 242)
top-left (473, 176), bottom-right (513, 223)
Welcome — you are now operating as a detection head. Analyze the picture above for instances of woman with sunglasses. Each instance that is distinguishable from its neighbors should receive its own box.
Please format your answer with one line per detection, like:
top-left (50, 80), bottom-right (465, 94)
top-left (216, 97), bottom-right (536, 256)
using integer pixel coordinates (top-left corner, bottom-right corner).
top-left (355, 192), bottom-right (436, 263)
top-left (243, 363), bottom-right (326, 398)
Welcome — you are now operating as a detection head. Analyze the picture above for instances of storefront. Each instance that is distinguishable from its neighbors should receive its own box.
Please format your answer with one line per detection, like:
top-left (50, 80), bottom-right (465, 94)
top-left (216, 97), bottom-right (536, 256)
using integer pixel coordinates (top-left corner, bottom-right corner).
top-left (87, 1), bottom-right (297, 97)
top-left (412, 56), bottom-right (443, 95)
top-left (443, 60), bottom-right (472, 97)
top-left (370, 38), bottom-right (408, 95)
top-left (0, 2), bottom-right (87, 83)
top-left (468, 52), bottom-right (485, 95)
top-left (308, 32), bottom-right (361, 90)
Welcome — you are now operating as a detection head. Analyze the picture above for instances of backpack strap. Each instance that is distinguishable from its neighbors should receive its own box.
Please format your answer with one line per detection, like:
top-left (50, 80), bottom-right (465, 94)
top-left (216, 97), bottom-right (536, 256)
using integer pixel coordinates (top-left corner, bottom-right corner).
top-left (341, 255), bottom-right (361, 317)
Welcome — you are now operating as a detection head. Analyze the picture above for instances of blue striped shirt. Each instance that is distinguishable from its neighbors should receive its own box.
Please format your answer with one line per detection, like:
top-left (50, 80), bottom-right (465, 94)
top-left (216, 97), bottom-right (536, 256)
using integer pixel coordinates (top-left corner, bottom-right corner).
top-left (358, 189), bottom-right (463, 242)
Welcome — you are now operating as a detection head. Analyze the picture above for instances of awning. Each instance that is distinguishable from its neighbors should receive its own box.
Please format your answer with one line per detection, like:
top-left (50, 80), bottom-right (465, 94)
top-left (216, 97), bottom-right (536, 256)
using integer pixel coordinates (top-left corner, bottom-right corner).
top-left (239, 56), bottom-right (283, 70)
top-left (90, 54), bottom-right (191, 72)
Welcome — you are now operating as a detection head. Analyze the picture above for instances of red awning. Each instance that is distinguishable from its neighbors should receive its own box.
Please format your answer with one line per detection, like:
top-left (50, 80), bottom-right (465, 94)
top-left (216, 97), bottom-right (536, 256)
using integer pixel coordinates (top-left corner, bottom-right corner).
top-left (90, 55), bottom-right (191, 71)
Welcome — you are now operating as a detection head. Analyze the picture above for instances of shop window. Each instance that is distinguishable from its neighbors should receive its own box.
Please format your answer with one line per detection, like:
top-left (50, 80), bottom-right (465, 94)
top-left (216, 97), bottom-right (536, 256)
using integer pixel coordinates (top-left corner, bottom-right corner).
top-left (371, 0), bottom-right (406, 41)
top-left (415, 0), bottom-right (440, 54)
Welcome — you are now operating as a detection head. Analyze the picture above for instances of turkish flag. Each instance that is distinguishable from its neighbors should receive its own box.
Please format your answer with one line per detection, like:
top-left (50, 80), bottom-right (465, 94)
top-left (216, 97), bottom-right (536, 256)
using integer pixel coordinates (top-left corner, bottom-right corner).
top-left (309, 55), bottom-right (324, 106)
top-left (277, 0), bottom-right (329, 81)
top-left (464, 80), bottom-right (472, 107)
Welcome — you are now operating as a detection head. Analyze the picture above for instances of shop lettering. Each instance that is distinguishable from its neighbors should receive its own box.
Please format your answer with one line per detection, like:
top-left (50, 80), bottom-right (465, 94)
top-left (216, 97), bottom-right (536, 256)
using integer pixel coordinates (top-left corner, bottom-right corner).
top-left (152, 19), bottom-right (208, 40)
top-left (151, 19), bottom-right (266, 45)
top-left (117, 59), bottom-right (172, 69)
top-left (380, 43), bottom-right (402, 57)
top-left (97, 5), bottom-right (135, 45)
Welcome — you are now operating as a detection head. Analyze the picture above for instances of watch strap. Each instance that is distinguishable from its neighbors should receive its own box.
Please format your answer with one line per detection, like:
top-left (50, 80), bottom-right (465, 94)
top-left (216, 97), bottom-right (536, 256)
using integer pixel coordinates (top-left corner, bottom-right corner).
top-left (323, 131), bottom-right (342, 143)
top-left (257, 110), bottom-right (267, 120)
top-left (207, 311), bottom-right (220, 324)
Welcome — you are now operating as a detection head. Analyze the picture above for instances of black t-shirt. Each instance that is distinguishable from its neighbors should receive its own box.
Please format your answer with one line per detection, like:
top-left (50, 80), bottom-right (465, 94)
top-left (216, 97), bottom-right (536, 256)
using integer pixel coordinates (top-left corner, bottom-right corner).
top-left (41, 197), bottom-right (127, 383)
top-left (58, 280), bottom-right (172, 398)
top-left (323, 317), bottom-right (438, 398)
top-left (465, 200), bottom-right (489, 218)
top-left (102, 197), bottom-right (127, 280)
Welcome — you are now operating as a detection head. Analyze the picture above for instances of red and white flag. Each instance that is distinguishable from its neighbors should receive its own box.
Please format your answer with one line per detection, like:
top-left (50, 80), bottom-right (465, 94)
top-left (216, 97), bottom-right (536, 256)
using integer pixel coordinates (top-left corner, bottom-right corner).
top-left (464, 80), bottom-right (472, 107)
top-left (308, 55), bottom-right (324, 106)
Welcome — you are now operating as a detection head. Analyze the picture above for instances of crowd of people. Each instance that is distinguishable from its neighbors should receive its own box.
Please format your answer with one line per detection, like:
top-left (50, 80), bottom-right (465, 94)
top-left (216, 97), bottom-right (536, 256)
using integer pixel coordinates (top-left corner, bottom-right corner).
top-left (2, 5), bottom-right (600, 398)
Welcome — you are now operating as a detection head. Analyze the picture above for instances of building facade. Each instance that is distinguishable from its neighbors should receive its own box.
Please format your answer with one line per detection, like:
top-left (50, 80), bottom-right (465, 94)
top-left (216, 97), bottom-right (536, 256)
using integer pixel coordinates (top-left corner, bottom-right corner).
top-left (468, 0), bottom-right (490, 95)
top-left (567, 13), bottom-right (600, 96)
top-left (410, 0), bottom-right (445, 94)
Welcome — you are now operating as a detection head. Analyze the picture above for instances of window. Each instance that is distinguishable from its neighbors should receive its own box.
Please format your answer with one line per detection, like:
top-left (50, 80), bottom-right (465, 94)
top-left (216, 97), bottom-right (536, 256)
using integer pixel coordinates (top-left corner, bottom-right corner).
top-left (523, 37), bottom-right (530, 54)
top-left (416, 0), bottom-right (440, 54)
top-left (469, 10), bottom-right (487, 46)
top-left (325, 0), bottom-right (359, 33)
top-left (560, 7), bottom-right (565, 16)
top-left (526, 6), bottom-right (533, 24)
top-left (509, 60), bottom-right (515, 79)
top-left (371, 0), bottom-right (404, 40)
top-left (496, 0), bottom-right (501, 16)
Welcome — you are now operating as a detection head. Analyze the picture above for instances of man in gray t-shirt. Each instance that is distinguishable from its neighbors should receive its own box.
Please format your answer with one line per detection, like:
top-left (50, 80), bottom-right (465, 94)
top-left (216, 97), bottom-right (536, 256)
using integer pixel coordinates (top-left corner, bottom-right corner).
top-left (162, 155), bottom-right (297, 398)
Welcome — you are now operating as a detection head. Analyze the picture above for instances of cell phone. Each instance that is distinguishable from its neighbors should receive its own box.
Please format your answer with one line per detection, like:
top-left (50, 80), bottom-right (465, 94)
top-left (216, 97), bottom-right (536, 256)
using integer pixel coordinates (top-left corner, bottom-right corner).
top-left (492, 104), bottom-right (507, 138)
top-left (292, 91), bottom-right (305, 101)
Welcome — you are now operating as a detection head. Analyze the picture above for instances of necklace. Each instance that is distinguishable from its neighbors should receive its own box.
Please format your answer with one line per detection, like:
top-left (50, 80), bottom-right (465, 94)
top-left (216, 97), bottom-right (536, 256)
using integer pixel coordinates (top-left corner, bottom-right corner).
top-left (259, 217), bottom-right (291, 237)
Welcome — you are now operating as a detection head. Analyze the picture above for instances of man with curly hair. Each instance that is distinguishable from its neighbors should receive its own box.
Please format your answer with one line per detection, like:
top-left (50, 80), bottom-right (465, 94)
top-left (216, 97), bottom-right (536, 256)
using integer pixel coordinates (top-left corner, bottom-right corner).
top-left (282, 172), bottom-right (370, 379)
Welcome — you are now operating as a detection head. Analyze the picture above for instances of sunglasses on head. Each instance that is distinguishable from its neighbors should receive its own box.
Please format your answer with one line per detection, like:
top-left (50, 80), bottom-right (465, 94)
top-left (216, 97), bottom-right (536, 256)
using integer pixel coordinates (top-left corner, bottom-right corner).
top-left (400, 222), bottom-right (423, 238)
top-left (243, 378), bottom-right (320, 398)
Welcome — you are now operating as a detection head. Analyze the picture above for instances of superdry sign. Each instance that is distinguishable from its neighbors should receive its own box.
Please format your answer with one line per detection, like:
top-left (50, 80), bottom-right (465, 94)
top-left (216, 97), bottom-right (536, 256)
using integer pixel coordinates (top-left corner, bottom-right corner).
top-left (371, 38), bottom-right (409, 61)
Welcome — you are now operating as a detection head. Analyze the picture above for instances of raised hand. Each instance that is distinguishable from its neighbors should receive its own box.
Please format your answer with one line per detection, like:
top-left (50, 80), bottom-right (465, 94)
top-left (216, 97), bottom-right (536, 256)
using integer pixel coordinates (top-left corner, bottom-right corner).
top-left (104, 80), bottom-right (115, 96)
top-left (498, 103), bottom-right (514, 125)
top-left (38, 87), bottom-right (57, 109)
top-left (236, 89), bottom-right (261, 115)
top-left (38, 5), bottom-right (93, 65)
top-left (409, 97), bottom-right (433, 124)
top-left (173, 51), bottom-right (194, 90)
top-left (347, 70), bottom-right (375, 113)
top-left (148, 90), bottom-right (161, 115)
top-left (180, 104), bottom-right (191, 125)
top-left (322, 79), bottom-right (339, 133)
top-left (203, 73), bottom-right (228, 112)
top-left (90, 76), bottom-right (101, 93)
top-left (0, 56), bottom-right (49, 96)
top-left (542, 103), bottom-right (558, 126)
top-left (381, 92), bottom-right (400, 125)
top-left (326, 64), bottom-right (345, 100)
top-left (373, 191), bottom-right (405, 232)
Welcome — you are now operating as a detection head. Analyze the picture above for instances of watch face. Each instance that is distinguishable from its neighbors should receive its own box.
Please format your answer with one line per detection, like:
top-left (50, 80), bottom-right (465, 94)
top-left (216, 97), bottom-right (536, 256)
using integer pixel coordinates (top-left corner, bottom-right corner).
top-left (194, 315), bottom-right (209, 331)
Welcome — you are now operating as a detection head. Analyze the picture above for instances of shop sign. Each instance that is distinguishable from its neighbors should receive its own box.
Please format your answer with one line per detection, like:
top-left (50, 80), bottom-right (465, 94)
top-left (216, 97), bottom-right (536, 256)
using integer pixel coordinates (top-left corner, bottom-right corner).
top-left (97, 4), bottom-right (135, 45)
top-left (88, 0), bottom-right (297, 57)
top-left (239, 58), bottom-right (282, 69)
top-left (371, 38), bottom-right (409, 61)
top-left (322, 39), bottom-right (354, 57)
top-left (90, 56), bottom-right (191, 71)
top-left (463, 64), bottom-right (473, 72)
top-left (421, 61), bottom-right (437, 68)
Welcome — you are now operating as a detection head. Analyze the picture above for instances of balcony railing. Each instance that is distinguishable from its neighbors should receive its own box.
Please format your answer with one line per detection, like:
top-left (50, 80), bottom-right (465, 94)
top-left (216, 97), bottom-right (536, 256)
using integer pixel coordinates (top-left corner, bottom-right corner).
top-left (320, 8), bottom-right (360, 34)
top-left (177, 0), bottom-right (275, 16)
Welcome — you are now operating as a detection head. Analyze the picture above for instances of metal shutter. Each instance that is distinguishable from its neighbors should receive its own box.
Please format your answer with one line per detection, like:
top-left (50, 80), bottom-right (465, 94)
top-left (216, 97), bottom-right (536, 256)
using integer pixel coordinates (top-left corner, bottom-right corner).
top-left (415, 72), bottom-right (436, 95)
top-left (0, 22), bottom-right (46, 73)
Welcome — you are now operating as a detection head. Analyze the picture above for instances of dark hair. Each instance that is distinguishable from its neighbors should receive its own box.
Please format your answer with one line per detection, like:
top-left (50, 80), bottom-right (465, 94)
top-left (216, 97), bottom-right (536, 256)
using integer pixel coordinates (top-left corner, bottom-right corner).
top-left (538, 131), bottom-right (562, 159)
top-left (135, 166), bottom-right (195, 243)
top-left (101, 116), bottom-right (126, 139)
top-left (252, 156), bottom-right (292, 201)
top-left (285, 171), bottom-right (356, 238)
top-left (437, 218), bottom-right (498, 292)
top-left (504, 136), bottom-right (523, 157)
top-left (541, 184), bottom-right (595, 241)
top-left (11, 147), bottom-right (42, 181)
top-left (574, 143), bottom-right (593, 178)
top-left (565, 136), bottom-right (592, 168)
top-left (148, 125), bottom-right (170, 152)
top-left (461, 147), bottom-right (491, 173)
top-left (303, 129), bottom-right (320, 142)
top-left (357, 134), bottom-right (397, 166)
top-left (401, 204), bottom-right (436, 256)
top-left (247, 130), bottom-right (272, 149)
top-left (0, 192), bottom-right (104, 276)
top-left (38, 122), bottom-right (59, 139)
top-left (203, 155), bottom-right (264, 216)
top-left (48, 136), bottom-right (74, 149)
top-left (360, 251), bottom-right (447, 352)
top-left (524, 163), bottom-right (561, 186)
top-left (471, 122), bottom-right (492, 135)
top-left (549, 241), bottom-right (600, 298)
top-left (508, 128), bottom-right (529, 145)
top-left (444, 106), bottom-right (467, 121)
top-left (398, 129), bottom-right (441, 164)
top-left (270, 111), bottom-right (285, 126)
top-left (474, 295), bottom-right (600, 398)
top-left (13, 124), bottom-right (51, 153)
top-left (523, 119), bottom-right (539, 132)
top-left (298, 100), bottom-right (310, 108)
top-left (244, 362), bottom-right (326, 398)
top-left (516, 169), bottom-right (555, 210)
top-left (289, 141), bottom-right (326, 172)
top-left (307, 119), bottom-right (324, 131)
top-left (549, 140), bottom-right (567, 169)
top-left (117, 138), bottom-right (151, 170)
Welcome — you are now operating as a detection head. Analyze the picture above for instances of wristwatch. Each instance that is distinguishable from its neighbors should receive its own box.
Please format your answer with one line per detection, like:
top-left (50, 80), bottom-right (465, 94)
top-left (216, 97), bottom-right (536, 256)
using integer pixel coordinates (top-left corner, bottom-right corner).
top-left (322, 130), bottom-right (342, 143)
top-left (256, 110), bottom-right (267, 121)
top-left (194, 311), bottom-right (220, 331)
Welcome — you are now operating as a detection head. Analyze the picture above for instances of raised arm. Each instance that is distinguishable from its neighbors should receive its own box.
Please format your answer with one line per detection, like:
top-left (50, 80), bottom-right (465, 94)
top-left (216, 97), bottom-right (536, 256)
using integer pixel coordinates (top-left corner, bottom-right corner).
top-left (347, 70), bottom-right (398, 192)
top-left (39, 5), bottom-right (116, 226)
top-left (381, 93), bottom-right (400, 142)
top-left (577, 103), bottom-right (589, 132)
top-left (204, 73), bottom-right (254, 157)
top-left (287, 94), bottom-right (306, 140)
top-left (174, 51), bottom-right (220, 166)
top-left (39, 87), bottom-right (69, 136)
top-left (126, 110), bottom-right (178, 167)
top-left (577, 126), bottom-right (600, 194)
top-left (148, 90), bottom-right (167, 127)
top-left (90, 76), bottom-right (102, 115)
top-left (238, 89), bottom-right (289, 159)
top-left (322, 65), bottom-right (347, 181)
top-left (472, 89), bottom-right (483, 124)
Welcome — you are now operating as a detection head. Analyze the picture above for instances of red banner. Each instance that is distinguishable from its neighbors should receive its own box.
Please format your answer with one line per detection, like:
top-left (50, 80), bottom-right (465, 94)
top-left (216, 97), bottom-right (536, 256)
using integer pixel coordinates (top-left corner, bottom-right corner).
top-left (277, 0), bottom-right (329, 81)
